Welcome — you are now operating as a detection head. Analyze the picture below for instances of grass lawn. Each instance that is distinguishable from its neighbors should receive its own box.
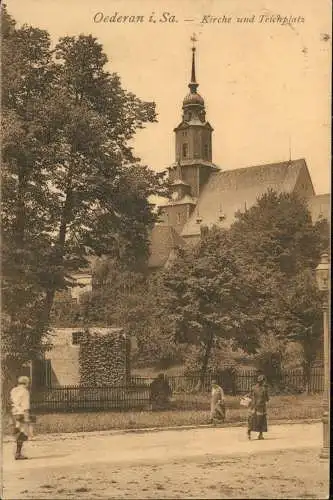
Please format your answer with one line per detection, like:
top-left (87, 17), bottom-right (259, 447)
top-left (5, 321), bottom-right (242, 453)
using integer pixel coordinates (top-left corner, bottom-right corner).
top-left (3, 394), bottom-right (323, 435)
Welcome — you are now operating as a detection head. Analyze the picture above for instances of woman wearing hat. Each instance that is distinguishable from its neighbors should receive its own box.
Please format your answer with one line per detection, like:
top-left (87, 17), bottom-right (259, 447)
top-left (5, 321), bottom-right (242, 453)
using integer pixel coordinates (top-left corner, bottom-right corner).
top-left (247, 374), bottom-right (269, 440)
top-left (10, 376), bottom-right (32, 460)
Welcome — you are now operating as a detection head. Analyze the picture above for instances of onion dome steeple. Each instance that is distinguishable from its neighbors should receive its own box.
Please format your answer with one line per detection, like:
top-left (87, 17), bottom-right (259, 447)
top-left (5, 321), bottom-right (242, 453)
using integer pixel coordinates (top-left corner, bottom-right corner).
top-left (182, 34), bottom-right (205, 119)
top-left (170, 34), bottom-right (217, 199)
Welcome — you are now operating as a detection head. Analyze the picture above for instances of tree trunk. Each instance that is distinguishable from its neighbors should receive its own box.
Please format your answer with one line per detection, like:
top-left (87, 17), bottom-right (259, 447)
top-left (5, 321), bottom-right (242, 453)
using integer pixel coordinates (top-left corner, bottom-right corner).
top-left (39, 172), bottom-right (73, 330)
top-left (197, 331), bottom-right (214, 391)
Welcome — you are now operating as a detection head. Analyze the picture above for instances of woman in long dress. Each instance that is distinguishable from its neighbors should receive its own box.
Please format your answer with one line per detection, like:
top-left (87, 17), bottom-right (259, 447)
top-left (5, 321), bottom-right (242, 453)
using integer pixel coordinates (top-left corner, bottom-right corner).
top-left (248, 374), bottom-right (269, 440)
top-left (210, 379), bottom-right (226, 423)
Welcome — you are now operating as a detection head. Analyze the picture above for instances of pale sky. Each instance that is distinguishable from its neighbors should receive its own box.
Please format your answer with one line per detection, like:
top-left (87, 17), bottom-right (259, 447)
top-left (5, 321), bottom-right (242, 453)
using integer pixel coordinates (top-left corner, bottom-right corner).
top-left (7, 0), bottom-right (332, 195)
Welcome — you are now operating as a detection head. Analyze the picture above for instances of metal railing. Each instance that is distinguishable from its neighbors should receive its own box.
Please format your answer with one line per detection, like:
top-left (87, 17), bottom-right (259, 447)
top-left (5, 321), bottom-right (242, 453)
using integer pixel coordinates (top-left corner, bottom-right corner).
top-left (30, 368), bottom-right (323, 413)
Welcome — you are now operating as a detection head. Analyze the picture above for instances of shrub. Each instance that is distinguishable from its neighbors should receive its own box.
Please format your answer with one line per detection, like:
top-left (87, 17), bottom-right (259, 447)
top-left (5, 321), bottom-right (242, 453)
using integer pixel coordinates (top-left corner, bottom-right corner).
top-left (253, 333), bottom-right (285, 388)
top-left (79, 329), bottom-right (129, 385)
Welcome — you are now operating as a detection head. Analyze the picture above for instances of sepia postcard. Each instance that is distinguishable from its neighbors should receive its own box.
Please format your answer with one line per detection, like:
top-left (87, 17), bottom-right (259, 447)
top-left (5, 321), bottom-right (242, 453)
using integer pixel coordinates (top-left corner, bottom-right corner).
top-left (1, 0), bottom-right (331, 498)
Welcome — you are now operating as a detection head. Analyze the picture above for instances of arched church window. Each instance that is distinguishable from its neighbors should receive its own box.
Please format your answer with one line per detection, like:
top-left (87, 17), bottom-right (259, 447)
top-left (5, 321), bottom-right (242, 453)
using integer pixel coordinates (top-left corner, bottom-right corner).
top-left (182, 143), bottom-right (188, 159)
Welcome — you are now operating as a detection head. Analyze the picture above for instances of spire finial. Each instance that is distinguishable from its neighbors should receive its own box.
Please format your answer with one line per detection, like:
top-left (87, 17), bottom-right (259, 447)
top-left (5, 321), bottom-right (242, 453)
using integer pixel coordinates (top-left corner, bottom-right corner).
top-left (189, 33), bottom-right (199, 94)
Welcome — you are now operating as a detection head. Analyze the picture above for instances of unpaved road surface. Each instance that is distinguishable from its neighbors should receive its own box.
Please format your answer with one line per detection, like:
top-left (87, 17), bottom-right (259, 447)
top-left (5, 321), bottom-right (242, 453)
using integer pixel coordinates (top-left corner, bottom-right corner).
top-left (1, 423), bottom-right (329, 499)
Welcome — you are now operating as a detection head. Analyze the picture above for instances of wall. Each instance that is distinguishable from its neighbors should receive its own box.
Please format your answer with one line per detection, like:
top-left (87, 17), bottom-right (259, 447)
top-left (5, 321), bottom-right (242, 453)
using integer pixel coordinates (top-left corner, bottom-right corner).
top-left (45, 327), bottom-right (130, 387)
top-left (45, 328), bottom-right (81, 386)
top-left (199, 165), bottom-right (214, 192)
top-left (160, 203), bottom-right (194, 231)
top-left (181, 165), bottom-right (200, 197)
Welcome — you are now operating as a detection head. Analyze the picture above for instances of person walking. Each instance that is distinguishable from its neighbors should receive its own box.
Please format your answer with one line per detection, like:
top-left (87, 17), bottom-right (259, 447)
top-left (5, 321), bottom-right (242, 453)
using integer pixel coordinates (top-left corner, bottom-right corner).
top-left (10, 376), bottom-right (32, 460)
top-left (248, 374), bottom-right (269, 440)
top-left (210, 379), bottom-right (226, 424)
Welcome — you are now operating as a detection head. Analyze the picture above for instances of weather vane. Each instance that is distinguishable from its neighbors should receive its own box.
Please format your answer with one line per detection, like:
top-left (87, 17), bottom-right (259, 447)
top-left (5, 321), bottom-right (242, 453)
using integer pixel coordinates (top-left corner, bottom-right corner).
top-left (190, 33), bottom-right (197, 49)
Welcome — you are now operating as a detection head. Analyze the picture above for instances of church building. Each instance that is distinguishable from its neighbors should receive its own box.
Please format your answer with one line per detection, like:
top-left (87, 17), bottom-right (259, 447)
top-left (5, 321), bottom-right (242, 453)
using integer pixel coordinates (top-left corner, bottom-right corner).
top-left (68, 40), bottom-right (329, 282)
top-left (147, 40), bottom-right (330, 266)
top-left (36, 40), bottom-right (330, 387)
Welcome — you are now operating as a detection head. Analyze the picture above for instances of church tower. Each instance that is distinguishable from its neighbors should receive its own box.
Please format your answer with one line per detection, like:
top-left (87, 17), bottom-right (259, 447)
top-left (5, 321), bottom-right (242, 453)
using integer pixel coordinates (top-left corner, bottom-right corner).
top-left (169, 35), bottom-right (218, 197)
top-left (160, 36), bottom-right (219, 232)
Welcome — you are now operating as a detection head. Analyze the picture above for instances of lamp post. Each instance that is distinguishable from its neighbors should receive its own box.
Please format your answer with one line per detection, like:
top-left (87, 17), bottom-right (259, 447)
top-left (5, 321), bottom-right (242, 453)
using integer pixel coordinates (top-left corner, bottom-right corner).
top-left (315, 252), bottom-right (330, 459)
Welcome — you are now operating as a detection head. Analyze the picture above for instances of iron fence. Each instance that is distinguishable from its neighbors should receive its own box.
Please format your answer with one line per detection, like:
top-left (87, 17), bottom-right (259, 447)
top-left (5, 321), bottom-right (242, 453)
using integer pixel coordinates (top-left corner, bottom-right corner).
top-left (30, 368), bottom-right (323, 413)
top-left (31, 384), bottom-right (150, 413)
top-left (281, 367), bottom-right (324, 393)
top-left (132, 368), bottom-right (324, 395)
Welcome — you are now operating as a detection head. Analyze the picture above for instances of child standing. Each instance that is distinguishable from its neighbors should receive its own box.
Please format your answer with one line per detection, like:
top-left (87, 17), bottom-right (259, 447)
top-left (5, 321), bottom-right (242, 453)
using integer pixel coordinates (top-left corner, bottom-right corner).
top-left (10, 376), bottom-right (32, 459)
top-left (243, 393), bottom-right (254, 440)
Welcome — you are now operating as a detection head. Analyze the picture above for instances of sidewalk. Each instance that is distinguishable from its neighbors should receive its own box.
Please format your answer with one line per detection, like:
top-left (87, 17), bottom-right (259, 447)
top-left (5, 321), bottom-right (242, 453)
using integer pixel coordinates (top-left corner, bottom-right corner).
top-left (2, 417), bottom-right (320, 443)
top-left (3, 422), bottom-right (323, 472)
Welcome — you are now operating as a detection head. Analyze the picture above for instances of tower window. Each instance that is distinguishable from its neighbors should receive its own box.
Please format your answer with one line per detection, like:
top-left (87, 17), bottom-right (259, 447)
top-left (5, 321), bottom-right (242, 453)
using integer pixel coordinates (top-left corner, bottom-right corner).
top-left (182, 143), bottom-right (188, 159)
top-left (204, 144), bottom-right (209, 159)
top-left (177, 212), bottom-right (181, 224)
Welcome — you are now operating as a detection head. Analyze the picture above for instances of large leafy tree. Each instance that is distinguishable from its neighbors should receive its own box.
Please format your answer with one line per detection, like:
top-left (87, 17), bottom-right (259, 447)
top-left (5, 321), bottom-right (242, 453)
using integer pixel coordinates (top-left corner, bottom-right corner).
top-left (71, 259), bottom-right (181, 370)
top-left (160, 227), bottom-right (261, 384)
top-left (229, 190), bottom-right (327, 382)
top-left (1, 7), bottom-right (58, 389)
top-left (229, 190), bottom-right (323, 275)
top-left (34, 33), bottom-right (168, 323)
top-left (158, 191), bottom-right (327, 386)
top-left (1, 7), bottom-right (168, 389)
top-left (283, 269), bottom-right (324, 392)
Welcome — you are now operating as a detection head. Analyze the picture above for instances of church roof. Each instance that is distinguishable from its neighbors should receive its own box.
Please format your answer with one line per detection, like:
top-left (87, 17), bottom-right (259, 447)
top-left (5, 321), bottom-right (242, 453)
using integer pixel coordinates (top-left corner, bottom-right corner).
top-left (170, 159), bottom-right (219, 169)
top-left (173, 121), bottom-right (213, 133)
top-left (148, 225), bottom-right (186, 268)
top-left (307, 193), bottom-right (330, 222)
top-left (181, 158), bottom-right (313, 238)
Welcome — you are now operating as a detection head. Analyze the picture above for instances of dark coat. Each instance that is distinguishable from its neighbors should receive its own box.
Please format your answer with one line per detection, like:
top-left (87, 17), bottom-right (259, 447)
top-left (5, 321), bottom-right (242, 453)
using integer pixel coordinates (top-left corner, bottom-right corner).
top-left (251, 383), bottom-right (269, 413)
top-left (249, 383), bottom-right (269, 433)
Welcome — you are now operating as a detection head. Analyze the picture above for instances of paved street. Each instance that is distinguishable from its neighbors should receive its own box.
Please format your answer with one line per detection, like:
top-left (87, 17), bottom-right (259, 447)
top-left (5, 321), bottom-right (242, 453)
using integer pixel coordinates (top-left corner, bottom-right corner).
top-left (2, 423), bottom-right (329, 499)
